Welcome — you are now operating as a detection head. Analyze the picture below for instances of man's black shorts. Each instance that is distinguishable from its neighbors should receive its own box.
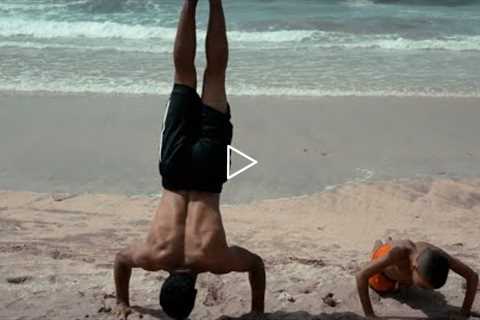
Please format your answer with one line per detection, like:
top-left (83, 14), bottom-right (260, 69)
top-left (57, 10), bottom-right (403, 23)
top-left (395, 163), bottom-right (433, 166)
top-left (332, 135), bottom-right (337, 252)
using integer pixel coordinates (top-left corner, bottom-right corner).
top-left (159, 84), bottom-right (233, 193)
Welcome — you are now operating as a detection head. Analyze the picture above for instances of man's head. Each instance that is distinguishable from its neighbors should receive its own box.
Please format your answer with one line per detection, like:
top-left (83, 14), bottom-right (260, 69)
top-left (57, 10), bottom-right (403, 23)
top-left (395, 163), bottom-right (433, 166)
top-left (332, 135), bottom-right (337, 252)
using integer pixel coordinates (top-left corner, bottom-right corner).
top-left (160, 271), bottom-right (197, 320)
top-left (412, 248), bottom-right (450, 289)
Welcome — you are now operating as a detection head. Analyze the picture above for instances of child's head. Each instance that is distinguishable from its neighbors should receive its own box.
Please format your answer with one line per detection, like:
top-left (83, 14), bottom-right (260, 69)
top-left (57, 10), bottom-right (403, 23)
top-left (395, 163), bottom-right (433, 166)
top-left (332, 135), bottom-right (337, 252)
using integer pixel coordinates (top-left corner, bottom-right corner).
top-left (412, 248), bottom-right (449, 289)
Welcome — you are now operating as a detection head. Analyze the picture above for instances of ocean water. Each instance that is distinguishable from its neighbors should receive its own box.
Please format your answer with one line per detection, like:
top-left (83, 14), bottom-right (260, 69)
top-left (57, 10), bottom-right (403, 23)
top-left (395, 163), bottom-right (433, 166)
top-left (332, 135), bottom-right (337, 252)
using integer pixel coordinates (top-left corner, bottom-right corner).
top-left (1, 0), bottom-right (480, 96)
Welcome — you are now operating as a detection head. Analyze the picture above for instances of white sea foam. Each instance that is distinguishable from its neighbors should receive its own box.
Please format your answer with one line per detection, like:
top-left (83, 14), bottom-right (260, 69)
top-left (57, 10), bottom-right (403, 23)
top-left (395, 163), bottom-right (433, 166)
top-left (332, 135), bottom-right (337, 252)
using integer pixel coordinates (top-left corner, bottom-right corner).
top-left (1, 79), bottom-right (479, 98)
top-left (306, 33), bottom-right (480, 51)
top-left (343, 0), bottom-right (376, 7)
top-left (1, 17), bottom-right (479, 52)
top-left (0, 17), bottom-right (315, 42)
top-left (332, 35), bottom-right (480, 51)
top-left (0, 1), bottom-right (87, 11)
top-left (0, 18), bottom-right (176, 40)
top-left (0, 40), bottom-right (172, 54)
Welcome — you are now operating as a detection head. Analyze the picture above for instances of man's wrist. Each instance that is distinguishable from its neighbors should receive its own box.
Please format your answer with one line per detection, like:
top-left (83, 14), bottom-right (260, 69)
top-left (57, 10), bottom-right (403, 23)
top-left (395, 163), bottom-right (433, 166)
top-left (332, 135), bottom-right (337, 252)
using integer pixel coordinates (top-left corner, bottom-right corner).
top-left (251, 303), bottom-right (264, 313)
top-left (116, 298), bottom-right (130, 307)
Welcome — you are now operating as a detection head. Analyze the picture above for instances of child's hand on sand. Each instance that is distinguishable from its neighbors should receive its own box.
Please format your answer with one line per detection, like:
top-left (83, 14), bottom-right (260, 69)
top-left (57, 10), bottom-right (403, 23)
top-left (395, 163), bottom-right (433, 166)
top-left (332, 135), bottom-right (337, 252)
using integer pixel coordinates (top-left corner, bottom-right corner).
top-left (113, 303), bottom-right (132, 320)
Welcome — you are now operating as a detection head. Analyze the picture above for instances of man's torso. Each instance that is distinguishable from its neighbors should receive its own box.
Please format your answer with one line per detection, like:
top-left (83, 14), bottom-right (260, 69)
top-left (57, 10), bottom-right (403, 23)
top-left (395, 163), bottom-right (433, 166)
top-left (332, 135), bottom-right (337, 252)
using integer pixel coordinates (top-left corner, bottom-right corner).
top-left (147, 190), bottom-right (229, 273)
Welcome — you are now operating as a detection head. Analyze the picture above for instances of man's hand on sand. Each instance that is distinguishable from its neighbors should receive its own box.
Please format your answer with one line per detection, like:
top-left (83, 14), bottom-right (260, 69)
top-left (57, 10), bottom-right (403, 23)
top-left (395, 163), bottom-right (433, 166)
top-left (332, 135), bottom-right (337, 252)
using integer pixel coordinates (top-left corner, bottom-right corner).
top-left (113, 303), bottom-right (132, 320)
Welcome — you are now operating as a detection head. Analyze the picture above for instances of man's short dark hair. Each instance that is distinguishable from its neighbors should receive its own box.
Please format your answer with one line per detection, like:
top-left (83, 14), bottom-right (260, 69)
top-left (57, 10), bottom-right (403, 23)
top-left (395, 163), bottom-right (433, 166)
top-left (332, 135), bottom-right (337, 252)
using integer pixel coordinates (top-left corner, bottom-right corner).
top-left (160, 272), bottom-right (197, 320)
top-left (416, 248), bottom-right (450, 289)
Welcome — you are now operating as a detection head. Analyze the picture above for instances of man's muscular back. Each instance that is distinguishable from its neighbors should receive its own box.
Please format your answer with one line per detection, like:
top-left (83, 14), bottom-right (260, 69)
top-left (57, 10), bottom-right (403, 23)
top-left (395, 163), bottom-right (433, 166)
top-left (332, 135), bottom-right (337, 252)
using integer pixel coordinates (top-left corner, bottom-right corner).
top-left (146, 190), bottom-right (229, 273)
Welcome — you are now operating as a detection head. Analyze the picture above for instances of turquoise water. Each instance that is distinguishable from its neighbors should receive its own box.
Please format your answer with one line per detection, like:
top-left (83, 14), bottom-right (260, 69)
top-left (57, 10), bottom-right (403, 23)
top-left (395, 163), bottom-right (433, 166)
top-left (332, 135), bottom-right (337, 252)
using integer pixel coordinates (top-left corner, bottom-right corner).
top-left (1, 0), bottom-right (479, 96)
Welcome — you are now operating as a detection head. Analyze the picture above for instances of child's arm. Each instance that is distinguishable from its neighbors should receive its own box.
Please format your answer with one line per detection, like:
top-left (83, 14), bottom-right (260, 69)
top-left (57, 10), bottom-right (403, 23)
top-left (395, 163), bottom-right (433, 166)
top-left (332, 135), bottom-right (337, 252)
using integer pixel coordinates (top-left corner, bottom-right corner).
top-left (356, 247), bottom-right (408, 318)
top-left (448, 255), bottom-right (479, 316)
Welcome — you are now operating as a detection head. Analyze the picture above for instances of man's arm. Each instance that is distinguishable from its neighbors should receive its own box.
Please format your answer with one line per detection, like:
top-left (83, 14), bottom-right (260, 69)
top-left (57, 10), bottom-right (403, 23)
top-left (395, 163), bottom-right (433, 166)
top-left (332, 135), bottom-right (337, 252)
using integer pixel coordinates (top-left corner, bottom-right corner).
top-left (113, 243), bottom-right (165, 318)
top-left (216, 246), bottom-right (266, 313)
top-left (356, 247), bottom-right (408, 318)
top-left (448, 255), bottom-right (479, 316)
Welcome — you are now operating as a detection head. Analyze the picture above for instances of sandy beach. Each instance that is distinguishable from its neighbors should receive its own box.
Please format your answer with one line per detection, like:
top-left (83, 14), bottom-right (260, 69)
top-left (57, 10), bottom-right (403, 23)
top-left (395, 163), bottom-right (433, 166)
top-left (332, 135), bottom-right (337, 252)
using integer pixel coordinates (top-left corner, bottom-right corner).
top-left (1, 94), bottom-right (480, 319)
top-left (1, 179), bottom-right (480, 319)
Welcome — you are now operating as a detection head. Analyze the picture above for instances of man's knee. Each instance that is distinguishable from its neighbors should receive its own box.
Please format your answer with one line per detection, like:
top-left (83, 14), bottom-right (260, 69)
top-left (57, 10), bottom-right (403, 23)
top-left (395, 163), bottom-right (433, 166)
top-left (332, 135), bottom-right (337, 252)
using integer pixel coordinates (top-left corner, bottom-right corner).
top-left (174, 68), bottom-right (197, 87)
top-left (204, 61), bottom-right (227, 79)
top-left (203, 68), bottom-right (227, 94)
top-left (206, 42), bottom-right (228, 70)
top-left (174, 60), bottom-right (196, 75)
top-left (174, 54), bottom-right (196, 83)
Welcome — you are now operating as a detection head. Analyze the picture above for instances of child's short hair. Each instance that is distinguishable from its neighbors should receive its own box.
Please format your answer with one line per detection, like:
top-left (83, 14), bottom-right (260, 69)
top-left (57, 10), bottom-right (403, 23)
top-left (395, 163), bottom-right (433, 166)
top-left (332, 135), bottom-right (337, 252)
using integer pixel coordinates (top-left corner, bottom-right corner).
top-left (416, 248), bottom-right (449, 289)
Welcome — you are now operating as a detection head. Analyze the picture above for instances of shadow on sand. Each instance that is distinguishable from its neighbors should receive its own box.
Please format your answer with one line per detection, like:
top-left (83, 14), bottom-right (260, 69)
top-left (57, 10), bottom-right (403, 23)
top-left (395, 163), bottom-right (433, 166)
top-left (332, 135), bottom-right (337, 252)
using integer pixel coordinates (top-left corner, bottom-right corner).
top-left (218, 311), bottom-right (366, 319)
top-left (132, 288), bottom-right (479, 320)
top-left (131, 307), bottom-right (367, 320)
top-left (387, 287), bottom-right (451, 319)
top-left (131, 305), bottom-right (169, 319)
top-left (130, 307), bottom-right (456, 320)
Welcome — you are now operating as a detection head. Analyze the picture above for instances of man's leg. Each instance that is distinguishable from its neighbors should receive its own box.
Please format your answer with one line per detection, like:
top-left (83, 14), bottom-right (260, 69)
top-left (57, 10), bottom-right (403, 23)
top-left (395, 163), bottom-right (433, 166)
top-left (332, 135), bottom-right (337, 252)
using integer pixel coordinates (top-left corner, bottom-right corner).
top-left (174, 0), bottom-right (198, 89)
top-left (160, 0), bottom-right (203, 189)
top-left (201, 0), bottom-right (228, 113)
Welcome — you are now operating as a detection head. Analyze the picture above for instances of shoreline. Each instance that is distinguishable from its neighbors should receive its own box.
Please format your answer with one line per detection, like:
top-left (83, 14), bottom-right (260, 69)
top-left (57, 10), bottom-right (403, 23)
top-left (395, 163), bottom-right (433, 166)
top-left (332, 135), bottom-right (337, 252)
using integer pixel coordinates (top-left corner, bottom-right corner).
top-left (2, 90), bottom-right (480, 99)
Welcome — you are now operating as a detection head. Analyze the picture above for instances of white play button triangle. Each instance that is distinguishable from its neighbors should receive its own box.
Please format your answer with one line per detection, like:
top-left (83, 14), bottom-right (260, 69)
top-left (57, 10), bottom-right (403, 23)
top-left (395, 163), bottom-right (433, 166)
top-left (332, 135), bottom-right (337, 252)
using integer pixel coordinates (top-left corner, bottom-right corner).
top-left (227, 145), bottom-right (258, 180)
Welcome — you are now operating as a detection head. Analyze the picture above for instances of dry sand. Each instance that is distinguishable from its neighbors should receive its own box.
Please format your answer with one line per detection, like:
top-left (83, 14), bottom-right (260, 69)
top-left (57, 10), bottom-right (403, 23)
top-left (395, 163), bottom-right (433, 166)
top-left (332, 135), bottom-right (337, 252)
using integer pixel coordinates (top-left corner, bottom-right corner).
top-left (1, 178), bottom-right (480, 320)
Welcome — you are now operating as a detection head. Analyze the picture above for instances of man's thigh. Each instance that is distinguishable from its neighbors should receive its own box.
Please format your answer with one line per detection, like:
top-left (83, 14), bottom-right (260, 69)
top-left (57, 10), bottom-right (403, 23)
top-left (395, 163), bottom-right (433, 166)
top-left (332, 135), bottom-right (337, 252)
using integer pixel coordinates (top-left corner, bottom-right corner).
top-left (201, 75), bottom-right (228, 114)
top-left (190, 102), bottom-right (233, 193)
top-left (159, 84), bottom-right (202, 189)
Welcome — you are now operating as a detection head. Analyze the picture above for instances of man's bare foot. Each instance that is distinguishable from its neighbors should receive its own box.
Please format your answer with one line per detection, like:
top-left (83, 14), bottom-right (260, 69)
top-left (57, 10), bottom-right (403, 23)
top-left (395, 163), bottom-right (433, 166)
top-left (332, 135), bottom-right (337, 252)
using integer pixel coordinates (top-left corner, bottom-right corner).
top-left (114, 303), bottom-right (132, 320)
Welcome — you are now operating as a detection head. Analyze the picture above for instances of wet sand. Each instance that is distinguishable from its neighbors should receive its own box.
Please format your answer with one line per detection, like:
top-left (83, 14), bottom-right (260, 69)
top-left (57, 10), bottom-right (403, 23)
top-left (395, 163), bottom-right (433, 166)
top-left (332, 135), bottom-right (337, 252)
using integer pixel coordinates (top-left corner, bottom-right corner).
top-left (1, 93), bottom-right (480, 203)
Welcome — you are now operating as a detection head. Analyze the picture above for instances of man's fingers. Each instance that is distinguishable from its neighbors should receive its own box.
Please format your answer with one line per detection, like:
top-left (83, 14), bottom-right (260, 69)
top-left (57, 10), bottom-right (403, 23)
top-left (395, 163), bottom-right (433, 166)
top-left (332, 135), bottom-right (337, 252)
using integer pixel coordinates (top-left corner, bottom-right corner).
top-left (121, 310), bottom-right (131, 320)
top-left (114, 306), bottom-right (132, 320)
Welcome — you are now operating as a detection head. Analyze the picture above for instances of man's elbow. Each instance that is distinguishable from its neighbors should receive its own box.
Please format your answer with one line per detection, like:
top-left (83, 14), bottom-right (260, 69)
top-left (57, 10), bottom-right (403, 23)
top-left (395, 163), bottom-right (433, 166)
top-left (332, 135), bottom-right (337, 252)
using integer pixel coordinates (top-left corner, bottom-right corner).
top-left (114, 251), bottom-right (129, 268)
top-left (355, 271), bottom-right (362, 283)
top-left (356, 271), bottom-right (367, 288)
top-left (253, 254), bottom-right (265, 272)
top-left (245, 253), bottom-right (264, 277)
